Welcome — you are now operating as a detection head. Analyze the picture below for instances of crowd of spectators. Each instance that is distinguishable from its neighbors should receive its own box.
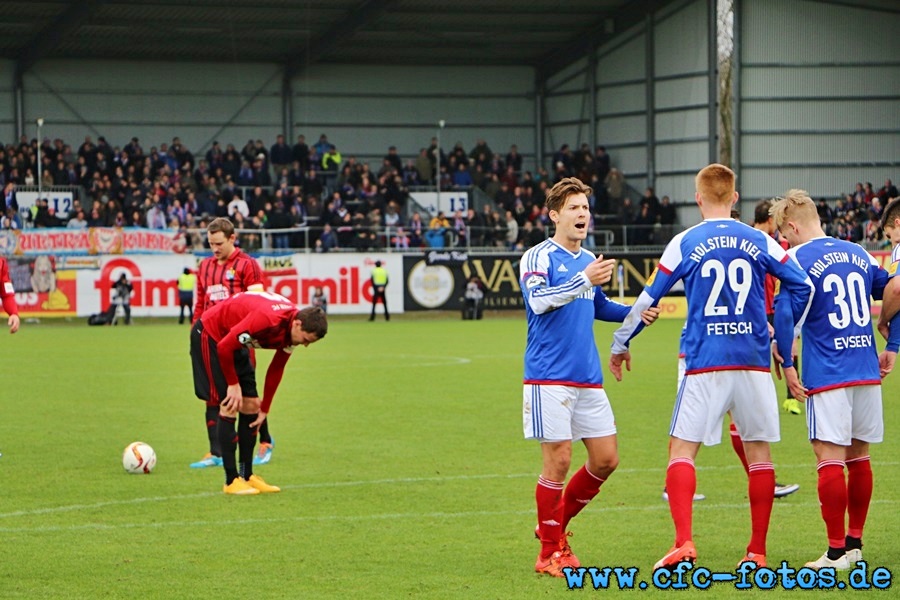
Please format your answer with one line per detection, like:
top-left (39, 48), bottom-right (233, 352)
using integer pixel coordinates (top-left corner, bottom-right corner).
top-left (0, 130), bottom-right (891, 254)
top-left (813, 179), bottom-right (899, 248)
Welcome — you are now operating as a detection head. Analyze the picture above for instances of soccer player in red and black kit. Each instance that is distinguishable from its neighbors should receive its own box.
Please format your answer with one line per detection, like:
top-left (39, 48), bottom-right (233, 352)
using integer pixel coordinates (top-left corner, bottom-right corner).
top-left (0, 257), bottom-right (21, 335)
top-left (191, 291), bottom-right (327, 494)
top-left (190, 217), bottom-right (274, 468)
top-left (1, 256), bottom-right (20, 458)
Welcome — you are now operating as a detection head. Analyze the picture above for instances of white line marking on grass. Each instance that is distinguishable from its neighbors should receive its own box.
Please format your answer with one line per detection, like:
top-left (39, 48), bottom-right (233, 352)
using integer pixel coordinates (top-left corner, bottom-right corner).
top-left (2, 462), bottom-right (896, 520)
top-left (377, 354), bottom-right (471, 367)
top-left (1, 499), bottom-right (897, 534)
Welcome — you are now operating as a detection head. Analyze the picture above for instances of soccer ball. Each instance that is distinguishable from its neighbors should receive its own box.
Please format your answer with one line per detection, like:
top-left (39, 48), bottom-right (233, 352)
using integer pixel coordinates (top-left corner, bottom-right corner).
top-left (122, 442), bottom-right (157, 474)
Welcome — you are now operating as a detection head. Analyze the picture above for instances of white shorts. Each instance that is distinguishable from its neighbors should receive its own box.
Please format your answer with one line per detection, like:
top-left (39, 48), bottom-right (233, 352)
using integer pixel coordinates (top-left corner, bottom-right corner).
top-left (671, 370), bottom-right (780, 446)
top-left (807, 385), bottom-right (883, 446)
top-left (523, 384), bottom-right (616, 442)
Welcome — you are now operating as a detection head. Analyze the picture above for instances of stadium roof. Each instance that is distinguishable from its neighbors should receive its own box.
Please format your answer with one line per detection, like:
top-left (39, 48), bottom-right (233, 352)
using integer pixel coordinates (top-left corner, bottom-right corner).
top-left (1, 0), bottom-right (677, 78)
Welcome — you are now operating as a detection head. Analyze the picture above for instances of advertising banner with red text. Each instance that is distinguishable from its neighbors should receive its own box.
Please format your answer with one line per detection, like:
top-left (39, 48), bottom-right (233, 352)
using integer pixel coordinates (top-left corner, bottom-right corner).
top-left (65, 253), bottom-right (403, 317)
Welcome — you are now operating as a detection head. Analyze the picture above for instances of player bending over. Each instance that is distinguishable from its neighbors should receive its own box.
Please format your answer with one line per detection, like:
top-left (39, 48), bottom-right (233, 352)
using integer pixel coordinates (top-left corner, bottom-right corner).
top-left (191, 290), bottom-right (327, 494)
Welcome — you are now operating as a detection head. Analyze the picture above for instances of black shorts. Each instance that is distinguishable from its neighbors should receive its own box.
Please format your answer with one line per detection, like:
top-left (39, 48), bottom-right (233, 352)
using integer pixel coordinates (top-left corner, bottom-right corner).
top-left (190, 320), bottom-right (258, 405)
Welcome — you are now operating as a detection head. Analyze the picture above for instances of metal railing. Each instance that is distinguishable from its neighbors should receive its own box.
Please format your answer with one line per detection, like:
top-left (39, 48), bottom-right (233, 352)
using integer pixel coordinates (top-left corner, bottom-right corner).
top-left (182, 222), bottom-right (687, 254)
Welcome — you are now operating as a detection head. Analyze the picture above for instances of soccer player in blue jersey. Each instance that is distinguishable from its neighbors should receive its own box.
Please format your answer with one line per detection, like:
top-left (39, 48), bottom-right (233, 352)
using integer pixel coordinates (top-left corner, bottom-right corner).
top-left (608, 164), bottom-right (813, 571)
top-left (521, 177), bottom-right (660, 577)
top-left (771, 190), bottom-right (897, 570)
top-left (876, 197), bottom-right (900, 372)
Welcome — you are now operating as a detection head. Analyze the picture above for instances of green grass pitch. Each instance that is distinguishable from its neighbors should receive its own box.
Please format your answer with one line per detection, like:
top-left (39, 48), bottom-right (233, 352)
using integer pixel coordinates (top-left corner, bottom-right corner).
top-left (0, 316), bottom-right (897, 598)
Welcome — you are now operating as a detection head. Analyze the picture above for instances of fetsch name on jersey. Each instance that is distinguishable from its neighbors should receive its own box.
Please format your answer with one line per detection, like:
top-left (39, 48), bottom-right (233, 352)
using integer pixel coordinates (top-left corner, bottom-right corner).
top-left (688, 236), bottom-right (761, 263)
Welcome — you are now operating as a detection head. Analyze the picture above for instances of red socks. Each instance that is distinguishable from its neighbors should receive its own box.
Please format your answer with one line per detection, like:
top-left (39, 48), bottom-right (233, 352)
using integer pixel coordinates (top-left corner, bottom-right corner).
top-left (562, 465), bottom-right (606, 531)
top-left (536, 476), bottom-right (564, 559)
top-left (846, 456), bottom-right (872, 540)
top-left (747, 462), bottom-right (775, 555)
top-left (816, 460), bottom-right (848, 548)
top-left (729, 423), bottom-right (750, 475)
top-left (666, 458), bottom-right (696, 546)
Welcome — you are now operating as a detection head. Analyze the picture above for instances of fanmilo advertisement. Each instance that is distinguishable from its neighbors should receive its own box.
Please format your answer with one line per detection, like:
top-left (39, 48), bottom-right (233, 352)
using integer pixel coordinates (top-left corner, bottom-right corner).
top-left (14, 253), bottom-right (403, 318)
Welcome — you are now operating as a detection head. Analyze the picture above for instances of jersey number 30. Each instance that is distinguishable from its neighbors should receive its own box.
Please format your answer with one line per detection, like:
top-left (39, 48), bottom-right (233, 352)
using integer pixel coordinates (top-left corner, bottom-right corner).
top-left (701, 258), bottom-right (751, 316)
top-left (823, 272), bottom-right (869, 328)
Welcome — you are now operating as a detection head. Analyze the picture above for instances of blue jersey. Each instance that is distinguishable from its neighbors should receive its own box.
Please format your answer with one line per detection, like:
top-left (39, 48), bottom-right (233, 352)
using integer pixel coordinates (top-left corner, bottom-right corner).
top-left (521, 239), bottom-right (630, 387)
top-left (611, 219), bottom-right (813, 373)
top-left (774, 237), bottom-right (888, 395)
top-left (885, 244), bottom-right (900, 352)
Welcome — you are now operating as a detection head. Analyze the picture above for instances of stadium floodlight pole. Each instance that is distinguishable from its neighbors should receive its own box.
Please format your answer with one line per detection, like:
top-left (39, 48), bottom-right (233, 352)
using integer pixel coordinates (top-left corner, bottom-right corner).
top-left (436, 119), bottom-right (445, 214)
top-left (36, 118), bottom-right (44, 204)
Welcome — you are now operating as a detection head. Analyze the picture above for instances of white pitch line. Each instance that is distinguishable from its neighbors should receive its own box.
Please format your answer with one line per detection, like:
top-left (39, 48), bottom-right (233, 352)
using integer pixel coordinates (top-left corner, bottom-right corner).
top-left (0, 499), bottom-right (897, 534)
top-left (1, 462), bottom-right (896, 520)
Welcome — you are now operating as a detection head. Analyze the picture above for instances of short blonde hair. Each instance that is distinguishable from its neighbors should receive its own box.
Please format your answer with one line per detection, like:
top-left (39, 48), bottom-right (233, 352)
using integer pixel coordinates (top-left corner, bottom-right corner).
top-left (769, 189), bottom-right (818, 230)
top-left (545, 177), bottom-right (593, 213)
top-left (695, 164), bottom-right (736, 205)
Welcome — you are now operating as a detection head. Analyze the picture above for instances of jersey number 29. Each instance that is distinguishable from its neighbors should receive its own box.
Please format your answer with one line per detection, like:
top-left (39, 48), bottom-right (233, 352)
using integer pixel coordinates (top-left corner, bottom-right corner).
top-left (701, 258), bottom-right (751, 316)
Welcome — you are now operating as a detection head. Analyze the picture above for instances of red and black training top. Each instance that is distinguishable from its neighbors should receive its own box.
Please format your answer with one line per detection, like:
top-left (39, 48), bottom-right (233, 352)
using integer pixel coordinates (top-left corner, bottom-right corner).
top-left (192, 248), bottom-right (263, 324)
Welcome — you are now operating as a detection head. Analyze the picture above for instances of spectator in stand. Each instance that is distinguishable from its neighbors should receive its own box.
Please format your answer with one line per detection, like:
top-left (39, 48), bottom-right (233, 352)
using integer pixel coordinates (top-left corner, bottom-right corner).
top-left (415, 148), bottom-right (433, 184)
top-left (863, 182), bottom-right (876, 204)
top-left (594, 146), bottom-right (611, 181)
top-left (146, 202), bottom-right (167, 230)
top-left (292, 135), bottom-right (310, 172)
top-left (449, 142), bottom-right (467, 168)
top-left (640, 187), bottom-right (661, 222)
top-left (2, 207), bottom-right (21, 230)
top-left (878, 179), bottom-right (898, 202)
top-left (407, 212), bottom-right (424, 248)
top-left (66, 209), bottom-right (88, 229)
top-left (392, 226), bottom-right (410, 249)
top-left (658, 195), bottom-right (677, 243)
top-left (321, 145), bottom-right (342, 173)
top-left (402, 159), bottom-right (420, 186)
top-left (253, 155), bottom-right (272, 187)
top-left (270, 134), bottom-right (292, 176)
top-left (633, 203), bottom-right (655, 245)
top-left (314, 134), bottom-right (331, 159)
top-left (451, 210), bottom-right (467, 247)
top-left (383, 146), bottom-right (402, 173)
top-left (318, 223), bottom-right (338, 252)
top-left (551, 144), bottom-right (573, 176)
top-left (816, 198), bottom-right (834, 230)
top-left (227, 193), bottom-right (250, 220)
top-left (453, 163), bottom-right (473, 188)
top-left (465, 207), bottom-right (484, 247)
top-left (851, 183), bottom-right (867, 206)
top-left (605, 168), bottom-right (625, 211)
top-left (505, 144), bottom-right (523, 173)
top-left (469, 139), bottom-right (493, 164)
top-left (495, 209), bottom-right (514, 249)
